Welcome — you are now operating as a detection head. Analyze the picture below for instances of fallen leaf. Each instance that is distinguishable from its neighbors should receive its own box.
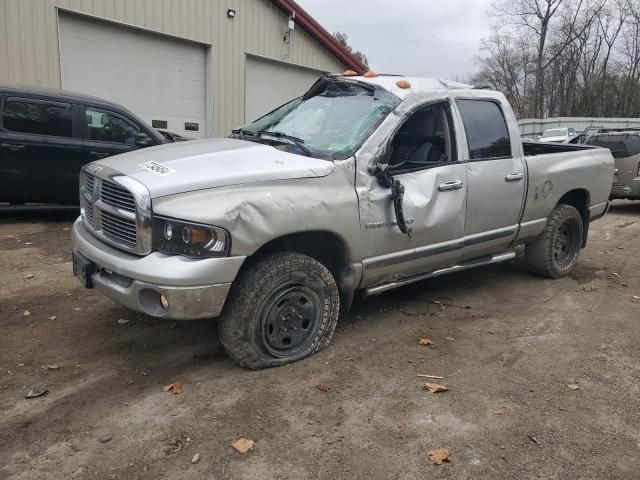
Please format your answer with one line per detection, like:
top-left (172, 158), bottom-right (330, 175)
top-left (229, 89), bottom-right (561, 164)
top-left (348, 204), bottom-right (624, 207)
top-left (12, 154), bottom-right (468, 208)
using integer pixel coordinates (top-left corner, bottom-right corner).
top-left (231, 437), bottom-right (254, 454)
top-left (48, 315), bottom-right (57, 321)
top-left (25, 387), bottom-right (48, 399)
top-left (424, 383), bottom-right (448, 393)
top-left (567, 384), bottom-right (579, 390)
top-left (316, 384), bottom-right (330, 392)
top-left (427, 448), bottom-right (451, 465)
top-left (117, 318), bottom-right (130, 325)
top-left (24, 274), bottom-right (34, 280)
top-left (418, 337), bottom-right (433, 346)
top-left (163, 382), bottom-right (183, 394)
top-left (23, 310), bottom-right (31, 317)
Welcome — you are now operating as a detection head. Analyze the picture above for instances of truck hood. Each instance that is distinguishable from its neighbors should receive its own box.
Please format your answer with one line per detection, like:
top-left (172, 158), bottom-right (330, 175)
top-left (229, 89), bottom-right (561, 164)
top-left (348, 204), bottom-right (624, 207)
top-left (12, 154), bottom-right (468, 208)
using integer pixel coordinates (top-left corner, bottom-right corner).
top-left (94, 138), bottom-right (335, 198)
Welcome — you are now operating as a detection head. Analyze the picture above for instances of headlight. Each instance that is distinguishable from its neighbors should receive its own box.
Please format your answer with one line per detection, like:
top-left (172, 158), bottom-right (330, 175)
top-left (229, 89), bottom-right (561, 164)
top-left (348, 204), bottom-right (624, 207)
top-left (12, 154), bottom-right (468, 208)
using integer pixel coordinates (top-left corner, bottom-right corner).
top-left (152, 217), bottom-right (230, 258)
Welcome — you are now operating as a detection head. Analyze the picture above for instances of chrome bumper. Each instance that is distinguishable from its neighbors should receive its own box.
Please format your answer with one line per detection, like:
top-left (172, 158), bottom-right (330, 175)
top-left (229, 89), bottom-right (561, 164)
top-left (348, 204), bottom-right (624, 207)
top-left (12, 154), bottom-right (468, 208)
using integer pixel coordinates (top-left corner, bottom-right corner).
top-left (72, 218), bottom-right (246, 320)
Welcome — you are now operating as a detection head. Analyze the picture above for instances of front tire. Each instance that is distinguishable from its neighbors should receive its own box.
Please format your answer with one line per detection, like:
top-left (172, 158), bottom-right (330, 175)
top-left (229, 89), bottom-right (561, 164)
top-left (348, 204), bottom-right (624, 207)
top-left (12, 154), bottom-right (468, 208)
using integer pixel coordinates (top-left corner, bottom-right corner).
top-left (219, 252), bottom-right (340, 369)
top-left (526, 204), bottom-right (584, 278)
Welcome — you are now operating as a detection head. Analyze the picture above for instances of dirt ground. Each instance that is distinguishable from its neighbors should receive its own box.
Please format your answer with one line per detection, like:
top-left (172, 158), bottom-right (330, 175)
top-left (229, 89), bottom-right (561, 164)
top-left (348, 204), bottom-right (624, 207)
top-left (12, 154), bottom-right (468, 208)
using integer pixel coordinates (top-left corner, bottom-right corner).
top-left (1, 202), bottom-right (639, 480)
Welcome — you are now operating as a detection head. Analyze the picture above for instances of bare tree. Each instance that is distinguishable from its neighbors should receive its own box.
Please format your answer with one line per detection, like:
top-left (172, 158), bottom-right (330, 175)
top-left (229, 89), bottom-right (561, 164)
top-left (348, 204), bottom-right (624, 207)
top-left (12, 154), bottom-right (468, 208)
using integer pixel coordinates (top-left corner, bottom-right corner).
top-left (475, 0), bottom-right (639, 118)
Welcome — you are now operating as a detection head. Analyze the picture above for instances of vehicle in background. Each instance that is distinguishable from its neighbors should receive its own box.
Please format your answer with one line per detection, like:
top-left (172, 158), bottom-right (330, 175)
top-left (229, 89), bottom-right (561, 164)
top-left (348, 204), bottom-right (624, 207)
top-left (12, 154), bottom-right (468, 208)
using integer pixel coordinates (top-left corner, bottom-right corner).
top-left (157, 129), bottom-right (194, 143)
top-left (538, 127), bottom-right (577, 143)
top-left (570, 126), bottom-right (609, 144)
top-left (586, 131), bottom-right (640, 200)
top-left (0, 86), bottom-right (165, 205)
top-left (72, 75), bottom-right (614, 369)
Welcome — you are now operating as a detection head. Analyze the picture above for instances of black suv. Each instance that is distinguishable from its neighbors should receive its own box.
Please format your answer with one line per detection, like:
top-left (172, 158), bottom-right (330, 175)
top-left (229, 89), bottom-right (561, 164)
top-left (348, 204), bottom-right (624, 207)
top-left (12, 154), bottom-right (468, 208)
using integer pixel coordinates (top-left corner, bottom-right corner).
top-left (0, 86), bottom-right (165, 205)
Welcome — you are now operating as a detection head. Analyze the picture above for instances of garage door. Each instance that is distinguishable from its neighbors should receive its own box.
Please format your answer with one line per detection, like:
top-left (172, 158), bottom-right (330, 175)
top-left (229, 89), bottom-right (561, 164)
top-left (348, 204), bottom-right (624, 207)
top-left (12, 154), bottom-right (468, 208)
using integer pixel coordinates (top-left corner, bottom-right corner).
top-left (59, 14), bottom-right (207, 138)
top-left (245, 55), bottom-right (324, 123)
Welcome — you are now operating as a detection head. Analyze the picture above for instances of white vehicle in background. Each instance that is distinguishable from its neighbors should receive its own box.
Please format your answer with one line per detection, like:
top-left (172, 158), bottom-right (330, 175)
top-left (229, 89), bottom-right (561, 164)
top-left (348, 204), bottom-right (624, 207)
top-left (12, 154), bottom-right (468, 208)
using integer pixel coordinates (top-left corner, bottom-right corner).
top-left (538, 127), bottom-right (577, 143)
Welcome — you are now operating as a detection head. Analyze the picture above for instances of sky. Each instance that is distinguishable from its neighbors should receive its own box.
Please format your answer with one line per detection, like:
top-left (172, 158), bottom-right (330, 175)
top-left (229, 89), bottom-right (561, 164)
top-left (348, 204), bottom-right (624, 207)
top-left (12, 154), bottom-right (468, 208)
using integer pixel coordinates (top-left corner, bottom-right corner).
top-left (298, 0), bottom-right (494, 80)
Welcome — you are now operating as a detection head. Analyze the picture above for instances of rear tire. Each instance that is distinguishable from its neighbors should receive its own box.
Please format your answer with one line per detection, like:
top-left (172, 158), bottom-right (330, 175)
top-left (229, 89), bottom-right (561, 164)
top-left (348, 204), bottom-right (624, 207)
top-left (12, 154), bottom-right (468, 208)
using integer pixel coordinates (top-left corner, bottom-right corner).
top-left (219, 252), bottom-right (340, 370)
top-left (526, 204), bottom-right (583, 279)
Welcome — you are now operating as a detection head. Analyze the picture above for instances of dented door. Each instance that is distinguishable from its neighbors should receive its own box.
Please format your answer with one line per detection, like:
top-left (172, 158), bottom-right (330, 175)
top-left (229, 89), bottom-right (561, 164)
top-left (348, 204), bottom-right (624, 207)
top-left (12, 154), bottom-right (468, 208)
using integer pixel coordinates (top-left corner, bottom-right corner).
top-left (358, 163), bottom-right (467, 287)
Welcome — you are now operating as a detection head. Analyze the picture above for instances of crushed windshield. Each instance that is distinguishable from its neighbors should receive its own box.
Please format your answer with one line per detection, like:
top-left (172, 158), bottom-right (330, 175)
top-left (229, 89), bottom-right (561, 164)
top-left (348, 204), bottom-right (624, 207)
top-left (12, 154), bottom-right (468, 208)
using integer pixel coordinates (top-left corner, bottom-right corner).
top-left (233, 78), bottom-right (400, 159)
top-left (542, 129), bottom-right (566, 138)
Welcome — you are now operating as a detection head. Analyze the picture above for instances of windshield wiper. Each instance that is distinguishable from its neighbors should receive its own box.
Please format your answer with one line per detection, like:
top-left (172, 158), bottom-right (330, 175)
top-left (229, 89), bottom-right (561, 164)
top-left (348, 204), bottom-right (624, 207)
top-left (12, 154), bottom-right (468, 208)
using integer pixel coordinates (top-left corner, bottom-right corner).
top-left (230, 128), bottom-right (255, 140)
top-left (255, 130), bottom-right (312, 157)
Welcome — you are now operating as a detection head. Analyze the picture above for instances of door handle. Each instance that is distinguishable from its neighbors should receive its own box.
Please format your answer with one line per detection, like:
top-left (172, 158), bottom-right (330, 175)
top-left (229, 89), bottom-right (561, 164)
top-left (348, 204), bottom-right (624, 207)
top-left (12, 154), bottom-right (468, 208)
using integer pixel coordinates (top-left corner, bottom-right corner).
top-left (89, 151), bottom-right (109, 158)
top-left (505, 173), bottom-right (524, 182)
top-left (438, 180), bottom-right (464, 192)
top-left (1, 143), bottom-right (25, 151)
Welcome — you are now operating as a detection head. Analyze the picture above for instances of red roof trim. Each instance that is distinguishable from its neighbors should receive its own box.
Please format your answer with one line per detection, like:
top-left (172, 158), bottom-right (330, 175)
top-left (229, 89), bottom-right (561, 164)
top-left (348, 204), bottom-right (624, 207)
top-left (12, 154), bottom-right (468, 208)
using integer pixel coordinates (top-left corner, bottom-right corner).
top-left (270, 0), bottom-right (366, 74)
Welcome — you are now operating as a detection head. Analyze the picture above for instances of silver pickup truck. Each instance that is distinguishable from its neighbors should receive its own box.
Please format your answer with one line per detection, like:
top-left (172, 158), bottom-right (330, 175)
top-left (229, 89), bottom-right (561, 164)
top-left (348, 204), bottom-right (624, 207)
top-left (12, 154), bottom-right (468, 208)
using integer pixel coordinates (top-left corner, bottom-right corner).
top-left (72, 75), bottom-right (614, 369)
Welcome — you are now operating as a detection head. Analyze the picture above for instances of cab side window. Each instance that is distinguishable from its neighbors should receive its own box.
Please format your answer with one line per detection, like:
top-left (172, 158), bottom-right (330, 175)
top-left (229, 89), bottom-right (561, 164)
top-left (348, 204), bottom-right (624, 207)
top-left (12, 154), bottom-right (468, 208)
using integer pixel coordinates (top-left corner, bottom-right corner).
top-left (85, 107), bottom-right (140, 145)
top-left (387, 101), bottom-right (457, 173)
top-left (456, 99), bottom-right (511, 160)
top-left (2, 98), bottom-right (73, 137)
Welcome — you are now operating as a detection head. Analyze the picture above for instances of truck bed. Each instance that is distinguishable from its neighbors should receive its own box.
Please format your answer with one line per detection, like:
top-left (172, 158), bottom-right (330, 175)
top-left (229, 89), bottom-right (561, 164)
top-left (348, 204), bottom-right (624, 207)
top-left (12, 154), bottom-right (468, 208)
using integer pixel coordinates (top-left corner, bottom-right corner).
top-left (522, 139), bottom-right (597, 156)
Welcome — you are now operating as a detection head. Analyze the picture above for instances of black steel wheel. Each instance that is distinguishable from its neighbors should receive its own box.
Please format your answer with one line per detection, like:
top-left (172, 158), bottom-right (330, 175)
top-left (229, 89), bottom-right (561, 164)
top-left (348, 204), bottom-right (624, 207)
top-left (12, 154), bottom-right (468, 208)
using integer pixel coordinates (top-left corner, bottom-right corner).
top-left (219, 252), bottom-right (340, 369)
top-left (261, 285), bottom-right (322, 357)
top-left (526, 204), bottom-right (584, 278)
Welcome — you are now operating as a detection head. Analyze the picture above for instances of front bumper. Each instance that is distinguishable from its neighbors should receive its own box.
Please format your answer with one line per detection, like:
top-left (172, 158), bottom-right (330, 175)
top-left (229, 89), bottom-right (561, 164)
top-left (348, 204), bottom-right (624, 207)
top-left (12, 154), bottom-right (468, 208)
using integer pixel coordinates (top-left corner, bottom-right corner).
top-left (71, 218), bottom-right (246, 320)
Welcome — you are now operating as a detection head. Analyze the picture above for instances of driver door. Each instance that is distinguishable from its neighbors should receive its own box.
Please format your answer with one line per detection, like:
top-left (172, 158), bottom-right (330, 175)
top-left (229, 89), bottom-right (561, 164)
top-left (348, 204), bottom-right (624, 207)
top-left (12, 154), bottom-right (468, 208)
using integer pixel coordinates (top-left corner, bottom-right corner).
top-left (357, 99), bottom-right (468, 289)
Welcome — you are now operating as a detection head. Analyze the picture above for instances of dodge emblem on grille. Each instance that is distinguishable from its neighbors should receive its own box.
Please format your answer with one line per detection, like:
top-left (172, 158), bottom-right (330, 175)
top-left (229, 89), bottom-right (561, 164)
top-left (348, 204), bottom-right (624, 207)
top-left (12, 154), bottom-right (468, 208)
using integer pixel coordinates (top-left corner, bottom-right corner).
top-left (139, 161), bottom-right (175, 176)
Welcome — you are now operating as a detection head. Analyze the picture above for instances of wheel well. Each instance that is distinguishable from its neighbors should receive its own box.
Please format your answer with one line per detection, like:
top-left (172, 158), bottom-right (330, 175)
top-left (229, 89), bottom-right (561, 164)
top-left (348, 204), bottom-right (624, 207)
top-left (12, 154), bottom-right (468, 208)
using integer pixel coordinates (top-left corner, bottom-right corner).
top-left (250, 231), bottom-right (357, 314)
top-left (557, 189), bottom-right (590, 247)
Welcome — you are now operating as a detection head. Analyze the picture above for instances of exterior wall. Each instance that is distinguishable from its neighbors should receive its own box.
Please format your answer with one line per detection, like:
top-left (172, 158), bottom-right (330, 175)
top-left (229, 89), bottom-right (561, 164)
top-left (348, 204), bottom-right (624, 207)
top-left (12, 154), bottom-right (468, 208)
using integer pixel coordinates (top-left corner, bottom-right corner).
top-left (519, 117), bottom-right (640, 138)
top-left (0, 0), bottom-right (346, 136)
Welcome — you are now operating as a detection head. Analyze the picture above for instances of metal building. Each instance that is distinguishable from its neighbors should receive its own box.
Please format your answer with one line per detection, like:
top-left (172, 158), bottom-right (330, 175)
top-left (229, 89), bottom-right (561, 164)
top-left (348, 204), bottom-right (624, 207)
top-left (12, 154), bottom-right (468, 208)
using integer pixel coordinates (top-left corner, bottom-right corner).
top-left (0, 0), bottom-right (365, 138)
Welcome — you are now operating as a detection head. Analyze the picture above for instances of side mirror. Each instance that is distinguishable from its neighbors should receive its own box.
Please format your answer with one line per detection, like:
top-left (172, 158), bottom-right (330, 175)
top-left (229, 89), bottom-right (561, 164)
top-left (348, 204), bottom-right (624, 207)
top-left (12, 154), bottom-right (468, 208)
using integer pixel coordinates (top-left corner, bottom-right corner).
top-left (136, 132), bottom-right (153, 147)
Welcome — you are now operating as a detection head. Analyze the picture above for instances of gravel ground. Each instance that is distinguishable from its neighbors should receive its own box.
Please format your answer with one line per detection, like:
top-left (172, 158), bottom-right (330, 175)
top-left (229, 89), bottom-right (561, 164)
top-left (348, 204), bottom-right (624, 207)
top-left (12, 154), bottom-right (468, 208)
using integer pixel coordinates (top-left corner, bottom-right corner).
top-left (1, 202), bottom-right (639, 480)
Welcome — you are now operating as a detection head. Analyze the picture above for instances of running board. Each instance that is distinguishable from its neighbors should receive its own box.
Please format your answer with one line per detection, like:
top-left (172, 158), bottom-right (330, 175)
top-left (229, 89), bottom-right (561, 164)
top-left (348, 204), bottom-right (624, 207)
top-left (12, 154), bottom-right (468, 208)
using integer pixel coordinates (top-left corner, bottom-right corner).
top-left (363, 250), bottom-right (517, 296)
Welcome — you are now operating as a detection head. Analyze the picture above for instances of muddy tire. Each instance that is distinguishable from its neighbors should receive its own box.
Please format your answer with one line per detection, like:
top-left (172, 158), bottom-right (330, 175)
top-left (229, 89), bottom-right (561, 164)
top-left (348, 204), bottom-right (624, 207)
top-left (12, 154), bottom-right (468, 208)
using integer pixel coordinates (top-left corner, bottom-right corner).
top-left (526, 204), bottom-right (584, 279)
top-left (219, 252), bottom-right (340, 370)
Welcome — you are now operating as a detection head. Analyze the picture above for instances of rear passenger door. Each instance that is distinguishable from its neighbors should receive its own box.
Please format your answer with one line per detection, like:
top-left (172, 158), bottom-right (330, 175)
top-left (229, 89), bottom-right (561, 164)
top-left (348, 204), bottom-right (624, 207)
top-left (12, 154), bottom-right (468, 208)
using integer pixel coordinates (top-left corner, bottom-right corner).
top-left (0, 95), bottom-right (83, 204)
top-left (455, 98), bottom-right (526, 260)
top-left (80, 105), bottom-right (156, 160)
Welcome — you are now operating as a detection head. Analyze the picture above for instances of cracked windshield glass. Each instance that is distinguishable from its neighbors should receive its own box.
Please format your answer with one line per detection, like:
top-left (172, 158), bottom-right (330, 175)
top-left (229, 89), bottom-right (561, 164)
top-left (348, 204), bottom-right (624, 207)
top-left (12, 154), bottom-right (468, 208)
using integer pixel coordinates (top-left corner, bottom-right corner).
top-left (236, 79), bottom-right (399, 159)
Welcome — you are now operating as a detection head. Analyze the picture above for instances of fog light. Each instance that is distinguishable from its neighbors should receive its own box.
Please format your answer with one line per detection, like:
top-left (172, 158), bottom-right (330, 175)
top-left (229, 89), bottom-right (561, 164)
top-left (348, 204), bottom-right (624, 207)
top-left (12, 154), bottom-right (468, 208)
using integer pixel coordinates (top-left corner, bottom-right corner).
top-left (160, 294), bottom-right (169, 310)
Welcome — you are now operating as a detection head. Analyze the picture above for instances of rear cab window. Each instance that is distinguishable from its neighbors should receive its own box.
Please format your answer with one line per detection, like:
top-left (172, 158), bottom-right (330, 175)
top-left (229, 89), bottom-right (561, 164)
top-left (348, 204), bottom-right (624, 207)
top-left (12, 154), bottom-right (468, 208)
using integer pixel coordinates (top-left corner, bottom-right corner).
top-left (456, 99), bottom-right (512, 160)
top-left (2, 97), bottom-right (73, 137)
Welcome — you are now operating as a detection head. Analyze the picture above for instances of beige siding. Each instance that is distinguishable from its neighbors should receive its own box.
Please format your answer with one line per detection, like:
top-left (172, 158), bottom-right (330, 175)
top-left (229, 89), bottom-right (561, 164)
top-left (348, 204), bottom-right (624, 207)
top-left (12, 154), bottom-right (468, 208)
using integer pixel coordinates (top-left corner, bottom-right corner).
top-left (0, 0), bottom-right (346, 135)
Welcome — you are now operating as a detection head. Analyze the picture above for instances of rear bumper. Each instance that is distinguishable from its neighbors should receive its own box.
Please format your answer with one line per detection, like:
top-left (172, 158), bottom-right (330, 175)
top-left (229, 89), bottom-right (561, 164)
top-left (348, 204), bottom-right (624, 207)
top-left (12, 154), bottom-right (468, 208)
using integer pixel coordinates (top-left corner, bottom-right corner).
top-left (611, 178), bottom-right (640, 200)
top-left (71, 218), bottom-right (246, 319)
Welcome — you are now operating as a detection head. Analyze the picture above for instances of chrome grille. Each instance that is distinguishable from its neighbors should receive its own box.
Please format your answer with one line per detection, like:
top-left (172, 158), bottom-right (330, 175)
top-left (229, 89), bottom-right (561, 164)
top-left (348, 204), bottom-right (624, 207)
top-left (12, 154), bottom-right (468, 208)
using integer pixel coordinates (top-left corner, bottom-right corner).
top-left (100, 210), bottom-right (137, 247)
top-left (84, 200), bottom-right (94, 223)
top-left (79, 166), bottom-right (152, 255)
top-left (85, 172), bottom-right (95, 192)
top-left (100, 180), bottom-right (136, 212)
